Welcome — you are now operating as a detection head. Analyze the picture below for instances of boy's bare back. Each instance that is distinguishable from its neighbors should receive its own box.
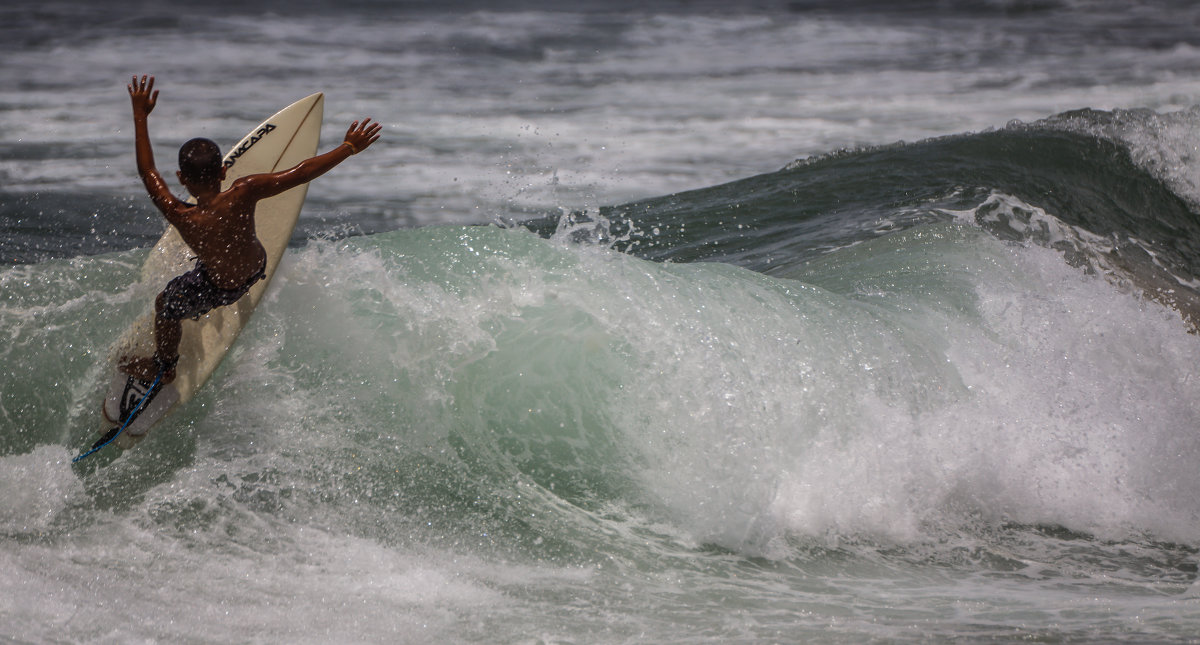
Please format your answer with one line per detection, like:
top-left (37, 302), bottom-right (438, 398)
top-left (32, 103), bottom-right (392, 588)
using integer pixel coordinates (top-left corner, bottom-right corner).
top-left (161, 185), bottom-right (267, 290)
top-left (129, 75), bottom-right (380, 291)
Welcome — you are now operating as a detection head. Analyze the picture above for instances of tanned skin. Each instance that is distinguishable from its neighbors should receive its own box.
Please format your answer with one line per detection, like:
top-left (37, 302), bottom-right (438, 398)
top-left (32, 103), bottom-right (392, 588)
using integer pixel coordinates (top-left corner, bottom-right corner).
top-left (122, 75), bottom-right (382, 383)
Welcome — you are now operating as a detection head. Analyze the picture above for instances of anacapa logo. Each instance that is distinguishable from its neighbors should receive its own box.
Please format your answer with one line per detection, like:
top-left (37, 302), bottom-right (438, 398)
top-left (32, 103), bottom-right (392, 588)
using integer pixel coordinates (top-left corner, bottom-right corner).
top-left (223, 123), bottom-right (277, 169)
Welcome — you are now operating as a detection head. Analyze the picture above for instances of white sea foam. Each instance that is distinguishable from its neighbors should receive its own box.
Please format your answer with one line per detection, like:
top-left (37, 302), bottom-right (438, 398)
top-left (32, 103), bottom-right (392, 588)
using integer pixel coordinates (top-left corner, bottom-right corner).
top-left (0, 518), bottom-right (516, 643)
top-left (758, 228), bottom-right (1200, 546)
top-left (0, 445), bottom-right (83, 536)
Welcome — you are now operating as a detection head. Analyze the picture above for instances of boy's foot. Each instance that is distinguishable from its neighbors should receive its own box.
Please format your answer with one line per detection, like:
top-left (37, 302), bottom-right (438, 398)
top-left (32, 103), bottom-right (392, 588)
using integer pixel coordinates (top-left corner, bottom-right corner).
top-left (118, 355), bottom-right (177, 384)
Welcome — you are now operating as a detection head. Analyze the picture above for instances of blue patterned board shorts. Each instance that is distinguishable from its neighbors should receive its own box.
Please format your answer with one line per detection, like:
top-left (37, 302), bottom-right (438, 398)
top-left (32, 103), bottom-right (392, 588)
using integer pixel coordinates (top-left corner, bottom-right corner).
top-left (159, 260), bottom-right (266, 321)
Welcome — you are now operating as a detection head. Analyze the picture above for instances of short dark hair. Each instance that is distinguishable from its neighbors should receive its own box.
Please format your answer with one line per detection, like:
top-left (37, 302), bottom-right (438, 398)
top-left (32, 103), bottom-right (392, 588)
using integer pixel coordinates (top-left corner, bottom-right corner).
top-left (178, 138), bottom-right (222, 184)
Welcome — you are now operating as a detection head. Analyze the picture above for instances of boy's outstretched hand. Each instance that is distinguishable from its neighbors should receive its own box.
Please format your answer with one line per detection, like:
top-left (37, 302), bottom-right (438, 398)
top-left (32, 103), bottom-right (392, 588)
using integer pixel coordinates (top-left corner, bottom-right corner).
top-left (343, 118), bottom-right (382, 154)
top-left (128, 74), bottom-right (159, 117)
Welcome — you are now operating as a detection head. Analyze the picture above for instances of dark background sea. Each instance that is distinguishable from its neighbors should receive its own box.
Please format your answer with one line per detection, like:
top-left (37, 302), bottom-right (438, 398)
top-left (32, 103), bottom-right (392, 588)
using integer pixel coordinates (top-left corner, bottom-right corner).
top-left (5, 0), bottom-right (1200, 642)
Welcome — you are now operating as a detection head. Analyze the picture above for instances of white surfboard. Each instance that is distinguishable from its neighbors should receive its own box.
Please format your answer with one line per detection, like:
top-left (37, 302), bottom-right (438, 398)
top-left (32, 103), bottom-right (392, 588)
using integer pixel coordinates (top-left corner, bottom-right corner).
top-left (96, 93), bottom-right (324, 450)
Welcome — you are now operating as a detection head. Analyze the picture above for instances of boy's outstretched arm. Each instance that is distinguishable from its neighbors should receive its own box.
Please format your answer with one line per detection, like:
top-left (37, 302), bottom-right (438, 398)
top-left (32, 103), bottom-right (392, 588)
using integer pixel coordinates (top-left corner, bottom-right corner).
top-left (128, 75), bottom-right (180, 213)
top-left (238, 118), bottom-right (383, 200)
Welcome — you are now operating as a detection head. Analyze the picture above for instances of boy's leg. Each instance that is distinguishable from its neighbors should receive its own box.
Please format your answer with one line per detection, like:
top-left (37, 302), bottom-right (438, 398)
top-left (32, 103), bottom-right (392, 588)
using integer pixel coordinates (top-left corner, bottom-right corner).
top-left (151, 290), bottom-right (181, 380)
top-left (119, 291), bottom-right (181, 383)
top-left (117, 261), bottom-right (258, 384)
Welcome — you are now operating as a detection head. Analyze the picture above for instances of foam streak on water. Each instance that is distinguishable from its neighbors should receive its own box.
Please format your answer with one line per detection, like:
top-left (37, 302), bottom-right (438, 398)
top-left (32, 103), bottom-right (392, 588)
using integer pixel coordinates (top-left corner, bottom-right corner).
top-left (6, 0), bottom-right (1200, 263)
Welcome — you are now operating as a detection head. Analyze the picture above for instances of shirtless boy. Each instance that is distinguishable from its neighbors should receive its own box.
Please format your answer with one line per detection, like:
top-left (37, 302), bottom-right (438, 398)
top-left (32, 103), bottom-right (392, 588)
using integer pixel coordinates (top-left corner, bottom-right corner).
top-left (121, 75), bottom-right (381, 384)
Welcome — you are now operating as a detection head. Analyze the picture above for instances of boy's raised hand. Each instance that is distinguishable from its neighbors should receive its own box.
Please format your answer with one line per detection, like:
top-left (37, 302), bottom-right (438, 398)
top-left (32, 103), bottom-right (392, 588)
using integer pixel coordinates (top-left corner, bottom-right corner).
top-left (343, 118), bottom-right (382, 154)
top-left (128, 75), bottom-right (159, 117)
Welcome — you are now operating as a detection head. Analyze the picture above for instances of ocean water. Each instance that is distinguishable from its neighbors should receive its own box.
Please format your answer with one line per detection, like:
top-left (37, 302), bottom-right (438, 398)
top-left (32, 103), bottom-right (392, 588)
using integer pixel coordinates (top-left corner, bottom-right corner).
top-left (5, 0), bottom-right (1200, 642)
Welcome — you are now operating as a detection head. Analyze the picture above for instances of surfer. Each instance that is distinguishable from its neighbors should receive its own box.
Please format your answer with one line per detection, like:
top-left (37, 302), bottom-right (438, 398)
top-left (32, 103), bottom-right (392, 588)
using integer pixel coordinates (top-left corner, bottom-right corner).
top-left (120, 75), bottom-right (381, 384)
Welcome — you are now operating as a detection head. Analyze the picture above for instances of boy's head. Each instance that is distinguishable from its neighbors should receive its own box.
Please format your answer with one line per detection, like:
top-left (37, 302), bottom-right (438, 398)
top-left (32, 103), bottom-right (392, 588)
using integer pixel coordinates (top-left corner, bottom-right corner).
top-left (178, 138), bottom-right (223, 187)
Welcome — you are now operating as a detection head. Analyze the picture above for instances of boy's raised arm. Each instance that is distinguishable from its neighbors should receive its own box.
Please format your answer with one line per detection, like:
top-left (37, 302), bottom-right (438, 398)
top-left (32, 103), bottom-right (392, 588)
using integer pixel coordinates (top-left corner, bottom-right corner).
top-left (128, 75), bottom-right (181, 214)
top-left (237, 118), bottom-right (383, 200)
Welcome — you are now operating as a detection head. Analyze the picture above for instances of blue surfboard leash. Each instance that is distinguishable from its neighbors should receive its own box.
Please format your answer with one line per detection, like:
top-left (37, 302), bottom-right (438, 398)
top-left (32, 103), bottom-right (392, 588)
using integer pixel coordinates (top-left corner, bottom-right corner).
top-left (73, 369), bottom-right (165, 463)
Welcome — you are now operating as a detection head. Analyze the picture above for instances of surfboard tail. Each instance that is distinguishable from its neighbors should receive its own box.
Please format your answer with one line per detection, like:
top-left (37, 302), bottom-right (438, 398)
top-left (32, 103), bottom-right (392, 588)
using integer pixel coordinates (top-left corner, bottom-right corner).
top-left (77, 371), bottom-right (168, 462)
